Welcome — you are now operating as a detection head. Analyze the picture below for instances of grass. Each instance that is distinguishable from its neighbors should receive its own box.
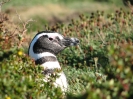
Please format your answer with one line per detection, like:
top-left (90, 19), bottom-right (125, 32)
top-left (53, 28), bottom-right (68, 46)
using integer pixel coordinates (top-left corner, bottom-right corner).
top-left (2, 0), bottom-right (127, 36)
top-left (3, 0), bottom-right (125, 12)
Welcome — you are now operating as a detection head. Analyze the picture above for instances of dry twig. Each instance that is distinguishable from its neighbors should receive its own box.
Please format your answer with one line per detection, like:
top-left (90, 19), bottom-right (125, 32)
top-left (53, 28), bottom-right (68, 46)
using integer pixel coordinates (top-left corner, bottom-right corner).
top-left (16, 11), bottom-right (34, 48)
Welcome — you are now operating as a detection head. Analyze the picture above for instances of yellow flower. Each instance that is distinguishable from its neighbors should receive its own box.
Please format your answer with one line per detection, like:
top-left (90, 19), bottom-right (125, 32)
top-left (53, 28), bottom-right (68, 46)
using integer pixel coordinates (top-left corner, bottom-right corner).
top-left (18, 51), bottom-right (23, 56)
top-left (6, 96), bottom-right (11, 99)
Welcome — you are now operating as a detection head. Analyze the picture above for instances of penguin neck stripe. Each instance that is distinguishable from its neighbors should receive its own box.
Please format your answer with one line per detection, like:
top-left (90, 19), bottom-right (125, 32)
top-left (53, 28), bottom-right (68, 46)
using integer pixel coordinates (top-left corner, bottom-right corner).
top-left (35, 56), bottom-right (57, 65)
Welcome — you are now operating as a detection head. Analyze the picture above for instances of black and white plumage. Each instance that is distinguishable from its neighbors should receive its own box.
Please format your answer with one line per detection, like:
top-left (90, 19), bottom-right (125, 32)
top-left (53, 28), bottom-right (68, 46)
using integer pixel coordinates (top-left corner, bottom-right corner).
top-left (28, 31), bottom-right (79, 92)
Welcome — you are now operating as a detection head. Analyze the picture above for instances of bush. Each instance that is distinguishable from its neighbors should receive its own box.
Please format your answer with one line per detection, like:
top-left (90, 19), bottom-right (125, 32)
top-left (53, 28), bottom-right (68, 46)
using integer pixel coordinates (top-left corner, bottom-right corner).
top-left (0, 12), bottom-right (63, 99)
top-left (48, 7), bottom-right (133, 98)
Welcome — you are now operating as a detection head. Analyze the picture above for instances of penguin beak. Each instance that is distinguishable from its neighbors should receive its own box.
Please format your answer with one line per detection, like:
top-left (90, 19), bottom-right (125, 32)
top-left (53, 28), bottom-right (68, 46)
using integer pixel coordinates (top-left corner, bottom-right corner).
top-left (62, 37), bottom-right (79, 47)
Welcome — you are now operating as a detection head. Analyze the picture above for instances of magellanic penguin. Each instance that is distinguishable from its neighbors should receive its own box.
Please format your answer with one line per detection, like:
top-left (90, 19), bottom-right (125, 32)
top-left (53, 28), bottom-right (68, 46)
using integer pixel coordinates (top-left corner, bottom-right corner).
top-left (28, 31), bottom-right (79, 92)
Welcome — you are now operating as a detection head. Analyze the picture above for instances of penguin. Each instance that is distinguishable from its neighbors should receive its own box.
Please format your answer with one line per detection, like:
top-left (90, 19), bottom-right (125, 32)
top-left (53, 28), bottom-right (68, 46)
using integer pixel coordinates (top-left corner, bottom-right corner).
top-left (28, 31), bottom-right (79, 91)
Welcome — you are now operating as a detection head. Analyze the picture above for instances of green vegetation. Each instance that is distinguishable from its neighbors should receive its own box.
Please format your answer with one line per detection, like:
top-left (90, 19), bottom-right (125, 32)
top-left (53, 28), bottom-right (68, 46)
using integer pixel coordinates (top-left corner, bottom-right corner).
top-left (0, 0), bottom-right (133, 99)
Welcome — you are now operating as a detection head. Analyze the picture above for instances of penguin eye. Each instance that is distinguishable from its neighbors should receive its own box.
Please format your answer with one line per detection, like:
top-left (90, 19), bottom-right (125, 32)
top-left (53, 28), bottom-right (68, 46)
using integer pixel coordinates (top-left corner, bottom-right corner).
top-left (49, 37), bottom-right (53, 41)
top-left (56, 36), bottom-right (60, 41)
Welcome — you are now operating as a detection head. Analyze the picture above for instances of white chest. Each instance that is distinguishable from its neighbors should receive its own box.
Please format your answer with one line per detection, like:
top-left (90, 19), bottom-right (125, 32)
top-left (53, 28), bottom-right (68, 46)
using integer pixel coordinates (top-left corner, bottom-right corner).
top-left (41, 61), bottom-right (68, 92)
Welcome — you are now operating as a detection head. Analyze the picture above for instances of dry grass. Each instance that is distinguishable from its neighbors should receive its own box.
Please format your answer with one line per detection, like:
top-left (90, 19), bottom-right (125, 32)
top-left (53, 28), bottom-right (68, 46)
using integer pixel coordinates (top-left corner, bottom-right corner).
top-left (5, 4), bottom-right (73, 22)
top-left (2, 1), bottom-right (127, 49)
top-left (4, 2), bottom-right (126, 24)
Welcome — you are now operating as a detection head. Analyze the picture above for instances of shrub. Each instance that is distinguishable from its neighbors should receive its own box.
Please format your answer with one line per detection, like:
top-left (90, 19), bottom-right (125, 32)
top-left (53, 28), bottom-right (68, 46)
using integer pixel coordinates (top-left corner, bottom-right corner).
top-left (47, 7), bottom-right (133, 98)
top-left (0, 11), bottom-right (63, 99)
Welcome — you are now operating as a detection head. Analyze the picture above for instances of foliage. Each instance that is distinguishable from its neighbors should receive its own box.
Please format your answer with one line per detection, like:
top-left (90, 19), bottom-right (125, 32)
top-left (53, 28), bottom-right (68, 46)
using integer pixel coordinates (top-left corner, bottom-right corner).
top-left (47, 7), bottom-right (133, 99)
top-left (0, 1), bottom-right (133, 99)
top-left (0, 50), bottom-right (63, 99)
top-left (0, 12), bottom-right (63, 99)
